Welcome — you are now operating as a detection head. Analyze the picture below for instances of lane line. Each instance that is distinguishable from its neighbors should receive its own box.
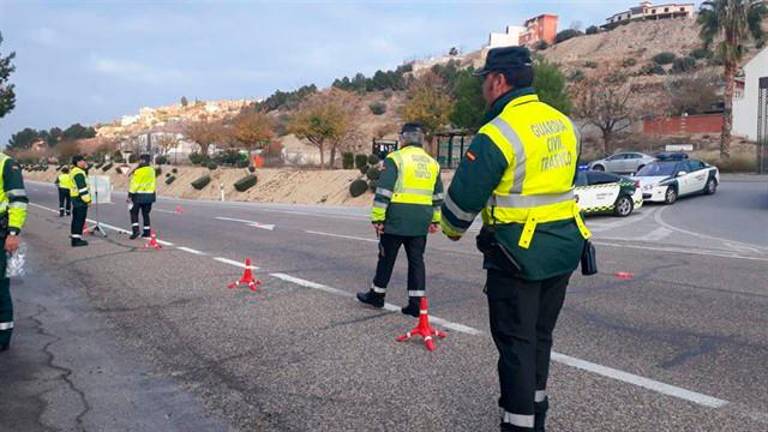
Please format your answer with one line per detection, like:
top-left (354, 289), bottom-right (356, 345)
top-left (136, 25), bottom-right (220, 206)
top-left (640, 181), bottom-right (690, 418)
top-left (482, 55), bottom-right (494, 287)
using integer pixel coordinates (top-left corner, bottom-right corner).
top-left (305, 230), bottom-right (379, 243)
top-left (655, 206), bottom-right (768, 253)
top-left (216, 216), bottom-right (275, 231)
top-left (156, 209), bottom-right (176, 214)
top-left (213, 257), bottom-right (259, 269)
top-left (639, 227), bottom-right (672, 242)
top-left (177, 246), bottom-right (206, 256)
top-left (270, 272), bottom-right (730, 410)
top-left (593, 241), bottom-right (768, 262)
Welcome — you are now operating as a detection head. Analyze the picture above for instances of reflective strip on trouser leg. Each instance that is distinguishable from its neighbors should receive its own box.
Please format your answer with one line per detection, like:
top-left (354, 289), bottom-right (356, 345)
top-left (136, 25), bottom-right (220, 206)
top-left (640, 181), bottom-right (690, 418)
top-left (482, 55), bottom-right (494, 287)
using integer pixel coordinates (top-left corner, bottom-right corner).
top-left (534, 390), bottom-right (547, 403)
top-left (503, 412), bottom-right (534, 428)
top-left (0, 322), bottom-right (13, 330)
top-left (371, 284), bottom-right (386, 294)
top-left (0, 277), bottom-right (13, 345)
top-left (408, 290), bottom-right (425, 297)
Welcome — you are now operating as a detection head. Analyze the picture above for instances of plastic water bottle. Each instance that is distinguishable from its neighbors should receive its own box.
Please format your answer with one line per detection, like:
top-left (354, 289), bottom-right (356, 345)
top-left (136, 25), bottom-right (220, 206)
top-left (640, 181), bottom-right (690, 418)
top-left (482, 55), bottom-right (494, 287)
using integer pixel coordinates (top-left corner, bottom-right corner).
top-left (6, 242), bottom-right (26, 278)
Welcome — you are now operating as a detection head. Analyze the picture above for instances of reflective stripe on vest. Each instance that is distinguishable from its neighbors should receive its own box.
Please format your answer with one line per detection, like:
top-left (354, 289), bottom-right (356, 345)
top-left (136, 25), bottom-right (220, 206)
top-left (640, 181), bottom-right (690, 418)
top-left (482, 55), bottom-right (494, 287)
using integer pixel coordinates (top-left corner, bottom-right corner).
top-left (130, 166), bottom-right (156, 194)
top-left (0, 155), bottom-right (10, 214)
top-left (387, 146), bottom-right (439, 206)
top-left (69, 167), bottom-right (89, 198)
top-left (479, 94), bottom-right (590, 248)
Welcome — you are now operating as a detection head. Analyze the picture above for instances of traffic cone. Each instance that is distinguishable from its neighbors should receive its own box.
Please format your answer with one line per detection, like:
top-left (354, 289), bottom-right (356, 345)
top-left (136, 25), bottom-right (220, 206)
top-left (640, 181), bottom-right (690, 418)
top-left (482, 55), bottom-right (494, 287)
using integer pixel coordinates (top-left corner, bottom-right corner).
top-left (175, 205), bottom-right (184, 215)
top-left (144, 230), bottom-right (162, 250)
top-left (82, 224), bottom-right (91, 236)
top-left (395, 297), bottom-right (446, 352)
top-left (227, 258), bottom-right (261, 291)
top-left (615, 272), bottom-right (634, 281)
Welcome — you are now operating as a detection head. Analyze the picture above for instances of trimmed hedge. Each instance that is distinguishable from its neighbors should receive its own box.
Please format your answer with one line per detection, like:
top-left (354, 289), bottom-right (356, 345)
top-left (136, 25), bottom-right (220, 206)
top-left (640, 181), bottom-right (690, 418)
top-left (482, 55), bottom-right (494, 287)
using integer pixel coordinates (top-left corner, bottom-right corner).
top-left (171, 168), bottom-right (178, 174)
top-left (165, 172), bottom-right (171, 178)
top-left (652, 52), bottom-right (676, 65)
top-left (342, 152), bottom-right (354, 169)
top-left (367, 154), bottom-right (380, 165)
top-left (234, 174), bottom-right (258, 192)
top-left (207, 162), bottom-right (218, 170)
top-left (368, 180), bottom-right (378, 192)
top-left (354, 154), bottom-right (368, 170)
top-left (349, 179), bottom-right (368, 197)
top-left (191, 175), bottom-right (211, 190)
top-left (366, 166), bottom-right (381, 181)
top-left (165, 176), bottom-right (176, 185)
top-left (359, 164), bottom-right (369, 175)
top-left (155, 167), bottom-right (162, 176)
top-left (247, 166), bottom-right (256, 173)
top-left (101, 163), bottom-right (113, 172)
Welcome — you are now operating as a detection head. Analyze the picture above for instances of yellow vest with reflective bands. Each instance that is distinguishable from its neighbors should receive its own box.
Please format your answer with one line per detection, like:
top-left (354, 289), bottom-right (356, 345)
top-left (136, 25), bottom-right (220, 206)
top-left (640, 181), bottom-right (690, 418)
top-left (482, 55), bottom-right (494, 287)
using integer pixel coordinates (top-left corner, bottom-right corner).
top-left (0, 154), bottom-right (13, 214)
top-left (479, 94), bottom-right (591, 248)
top-left (387, 146), bottom-right (440, 206)
top-left (57, 173), bottom-right (73, 190)
top-left (69, 166), bottom-right (89, 200)
top-left (129, 166), bottom-right (157, 194)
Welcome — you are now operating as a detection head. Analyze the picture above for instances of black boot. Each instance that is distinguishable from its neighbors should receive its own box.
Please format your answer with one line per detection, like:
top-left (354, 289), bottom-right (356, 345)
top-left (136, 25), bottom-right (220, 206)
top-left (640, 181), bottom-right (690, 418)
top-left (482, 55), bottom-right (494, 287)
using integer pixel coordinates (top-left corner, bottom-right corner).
top-left (356, 290), bottom-right (385, 308)
top-left (71, 238), bottom-right (89, 247)
top-left (59, 209), bottom-right (64, 217)
top-left (129, 230), bottom-right (140, 240)
top-left (141, 228), bottom-right (151, 239)
top-left (401, 297), bottom-right (421, 318)
top-left (534, 397), bottom-right (548, 432)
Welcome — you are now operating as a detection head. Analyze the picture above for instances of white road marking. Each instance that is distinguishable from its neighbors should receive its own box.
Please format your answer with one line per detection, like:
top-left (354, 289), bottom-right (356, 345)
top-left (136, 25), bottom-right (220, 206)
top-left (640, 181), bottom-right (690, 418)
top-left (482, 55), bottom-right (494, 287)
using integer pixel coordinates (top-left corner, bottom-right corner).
top-left (655, 206), bottom-right (768, 252)
top-left (213, 257), bottom-right (260, 269)
top-left (176, 246), bottom-right (206, 256)
top-left (640, 227), bottom-right (672, 242)
top-left (155, 239), bottom-right (174, 246)
top-left (215, 216), bottom-right (275, 230)
top-left (271, 272), bottom-right (730, 410)
top-left (156, 209), bottom-right (176, 214)
top-left (305, 230), bottom-right (379, 243)
top-left (594, 241), bottom-right (768, 262)
top-left (247, 222), bottom-right (275, 231)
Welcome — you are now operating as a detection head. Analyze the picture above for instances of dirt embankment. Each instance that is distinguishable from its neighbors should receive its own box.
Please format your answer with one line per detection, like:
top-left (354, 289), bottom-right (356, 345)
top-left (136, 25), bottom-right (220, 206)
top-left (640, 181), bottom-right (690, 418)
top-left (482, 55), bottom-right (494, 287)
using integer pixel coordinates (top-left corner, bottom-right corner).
top-left (26, 166), bottom-right (455, 207)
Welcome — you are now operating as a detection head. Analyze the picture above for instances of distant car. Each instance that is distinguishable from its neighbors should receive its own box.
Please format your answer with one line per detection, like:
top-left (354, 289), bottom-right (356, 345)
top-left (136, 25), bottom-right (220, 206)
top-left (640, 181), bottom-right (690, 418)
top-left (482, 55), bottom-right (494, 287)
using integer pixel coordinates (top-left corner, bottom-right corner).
top-left (589, 152), bottom-right (656, 174)
top-left (574, 171), bottom-right (643, 217)
top-left (633, 158), bottom-right (719, 204)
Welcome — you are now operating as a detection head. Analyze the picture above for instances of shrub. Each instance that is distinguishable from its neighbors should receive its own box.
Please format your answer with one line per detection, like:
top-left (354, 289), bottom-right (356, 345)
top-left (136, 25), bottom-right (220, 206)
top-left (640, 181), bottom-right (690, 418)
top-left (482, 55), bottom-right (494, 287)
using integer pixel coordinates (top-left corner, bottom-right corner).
top-left (128, 154), bottom-right (139, 163)
top-left (349, 179), bottom-right (369, 197)
top-left (670, 56), bottom-right (697, 74)
top-left (165, 172), bottom-right (171, 178)
top-left (366, 166), bottom-right (381, 181)
top-left (234, 174), bottom-right (258, 192)
top-left (583, 61), bottom-right (598, 69)
top-left (622, 58), bottom-right (637, 67)
top-left (586, 25), bottom-right (599, 35)
top-left (652, 52), bottom-right (677, 65)
top-left (342, 152), bottom-right (354, 169)
top-left (247, 166), bottom-right (256, 173)
top-left (555, 29), bottom-right (583, 44)
top-left (568, 70), bottom-right (585, 82)
top-left (690, 48), bottom-right (713, 60)
top-left (155, 155), bottom-right (168, 165)
top-left (155, 167), bottom-right (162, 176)
top-left (235, 159), bottom-right (249, 168)
top-left (533, 41), bottom-right (549, 50)
top-left (207, 162), bottom-right (218, 170)
top-left (640, 63), bottom-right (665, 75)
top-left (191, 175), bottom-right (211, 190)
top-left (101, 163), bottom-right (113, 172)
top-left (165, 176), bottom-right (176, 185)
top-left (354, 154), bottom-right (368, 170)
top-left (368, 180), bottom-right (378, 192)
top-left (369, 101), bottom-right (387, 115)
top-left (171, 168), bottom-right (178, 174)
top-left (112, 151), bottom-right (124, 163)
top-left (188, 152), bottom-right (207, 165)
top-left (367, 154), bottom-right (380, 165)
top-left (359, 164), bottom-right (369, 175)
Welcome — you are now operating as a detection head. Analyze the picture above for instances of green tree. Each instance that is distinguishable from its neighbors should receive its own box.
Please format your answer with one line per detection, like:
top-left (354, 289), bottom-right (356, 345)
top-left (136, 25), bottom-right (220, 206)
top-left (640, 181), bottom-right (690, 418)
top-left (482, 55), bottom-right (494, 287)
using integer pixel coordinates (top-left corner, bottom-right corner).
top-left (698, 0), bottom-right (768, 158)
top-left (0, 32), bottom-right (16, 119)
top-left (449, 69), bottom-right (485, 132)
top-left (7, 128), bottom-right (39, 151)
top-left (62, 123), bottom-right (96, 140)
top-left (533, 59), bottom-right (572, 115)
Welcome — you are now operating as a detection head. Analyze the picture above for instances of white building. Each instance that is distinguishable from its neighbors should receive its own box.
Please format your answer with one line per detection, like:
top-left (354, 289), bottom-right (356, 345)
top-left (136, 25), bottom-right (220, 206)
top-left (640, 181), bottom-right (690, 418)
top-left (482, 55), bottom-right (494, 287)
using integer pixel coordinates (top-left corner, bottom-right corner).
top-left (604, 1), bottom-right (694, 28)
top-left (488, 26), bottom-right (525, 48)
top-left (733, 47), bottom-right (768, 141)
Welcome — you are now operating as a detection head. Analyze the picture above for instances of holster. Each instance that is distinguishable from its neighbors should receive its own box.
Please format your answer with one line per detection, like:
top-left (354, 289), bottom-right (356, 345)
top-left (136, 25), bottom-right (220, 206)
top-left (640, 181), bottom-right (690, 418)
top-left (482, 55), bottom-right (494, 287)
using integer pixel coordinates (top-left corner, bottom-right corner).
top-left (581, 240), bottom-right (598, 276)
top-left (476, 226), bottom-right (522, 274)
top-left (0, 213), bottom-right (8, 241)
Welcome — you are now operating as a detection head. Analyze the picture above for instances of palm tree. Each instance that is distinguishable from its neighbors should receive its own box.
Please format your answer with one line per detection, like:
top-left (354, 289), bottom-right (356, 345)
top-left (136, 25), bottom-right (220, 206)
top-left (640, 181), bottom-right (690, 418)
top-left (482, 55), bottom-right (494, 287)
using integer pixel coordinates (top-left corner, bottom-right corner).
top-left (698, 0), bottom-right (767, 158)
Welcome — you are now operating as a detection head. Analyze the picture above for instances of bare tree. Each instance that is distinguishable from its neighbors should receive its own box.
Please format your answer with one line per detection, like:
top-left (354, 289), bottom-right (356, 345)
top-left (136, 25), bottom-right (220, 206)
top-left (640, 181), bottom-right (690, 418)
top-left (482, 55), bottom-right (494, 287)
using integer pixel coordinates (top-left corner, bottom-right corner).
top-left (185, 117), bottom-right (224, 156)
top-left (572, 71), bottom-right (634, 154)
top-left (666, 73), bottom-right (721, 116)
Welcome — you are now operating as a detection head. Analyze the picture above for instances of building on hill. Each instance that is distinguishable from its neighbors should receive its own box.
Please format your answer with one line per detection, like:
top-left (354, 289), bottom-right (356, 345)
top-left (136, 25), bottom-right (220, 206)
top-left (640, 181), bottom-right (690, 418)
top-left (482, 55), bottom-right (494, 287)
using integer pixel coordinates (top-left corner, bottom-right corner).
top-left (603, 1), bottom-right (695, 30)
top-left (519, 14), bottom-right (558, 47)
top-left (488, 25), bottom-right (525, 48)
top-left (733, 47), bottom-right (768, 143)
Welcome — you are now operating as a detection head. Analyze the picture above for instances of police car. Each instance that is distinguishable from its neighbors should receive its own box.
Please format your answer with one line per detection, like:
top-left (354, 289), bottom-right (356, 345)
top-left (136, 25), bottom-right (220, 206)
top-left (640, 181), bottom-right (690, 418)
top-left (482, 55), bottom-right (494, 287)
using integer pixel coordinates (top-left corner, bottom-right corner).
top-left (634, 157), bottom-right (719, 204)
top-left (574, 171), bottom-right (643, 217)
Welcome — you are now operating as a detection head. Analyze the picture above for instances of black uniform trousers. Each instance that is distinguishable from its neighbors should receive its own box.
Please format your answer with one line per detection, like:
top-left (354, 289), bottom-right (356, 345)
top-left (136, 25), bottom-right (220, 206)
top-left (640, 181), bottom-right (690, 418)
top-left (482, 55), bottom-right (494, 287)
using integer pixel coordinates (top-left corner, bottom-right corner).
top-left (70, 204), bottom-right (88, 238)
top-left (486, 268), bottom-right (571, 431)
top-left (0, 242), bottom-right (11, 349)
top-left (57, 188), bottom-right (71, 216)
top-left (372, 233), bottom-right (426, 297)
top-left (130, 203), bottom-right (152, 236)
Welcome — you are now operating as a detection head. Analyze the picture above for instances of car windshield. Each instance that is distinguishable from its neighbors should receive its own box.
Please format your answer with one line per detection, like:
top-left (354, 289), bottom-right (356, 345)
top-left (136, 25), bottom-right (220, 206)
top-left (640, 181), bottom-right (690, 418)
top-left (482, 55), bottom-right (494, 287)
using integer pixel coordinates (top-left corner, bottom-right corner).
top-left (636, 162), bottom-right (677, 177)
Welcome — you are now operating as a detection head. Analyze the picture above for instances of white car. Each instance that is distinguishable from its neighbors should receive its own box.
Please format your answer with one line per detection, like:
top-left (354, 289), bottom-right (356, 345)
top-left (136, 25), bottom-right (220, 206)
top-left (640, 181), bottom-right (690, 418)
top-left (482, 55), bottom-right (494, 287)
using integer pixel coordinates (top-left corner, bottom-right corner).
top-left (589, 152), bottom-right (657, 174)
top-left (574, 171), bottom-right (643, 217)
top-left (634, 158), bottom-right (719, 204)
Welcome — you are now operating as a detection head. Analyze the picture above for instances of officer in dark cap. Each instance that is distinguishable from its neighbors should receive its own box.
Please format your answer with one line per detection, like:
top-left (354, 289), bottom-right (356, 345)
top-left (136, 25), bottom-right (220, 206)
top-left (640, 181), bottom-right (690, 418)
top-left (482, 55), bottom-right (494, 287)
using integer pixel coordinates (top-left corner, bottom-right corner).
top-left (127, 154), bottom-right (157, 239)
top-left (441, 46), bottom-right (591, 431)
top-left (69, 155), bottom-right (92, 247)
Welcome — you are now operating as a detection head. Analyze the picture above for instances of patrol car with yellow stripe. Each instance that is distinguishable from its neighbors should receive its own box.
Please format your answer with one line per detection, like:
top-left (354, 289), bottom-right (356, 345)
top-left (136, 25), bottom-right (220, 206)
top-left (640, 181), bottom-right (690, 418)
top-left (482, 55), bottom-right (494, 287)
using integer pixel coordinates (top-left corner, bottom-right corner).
top-left (574, 171), bottom-right (643, 217)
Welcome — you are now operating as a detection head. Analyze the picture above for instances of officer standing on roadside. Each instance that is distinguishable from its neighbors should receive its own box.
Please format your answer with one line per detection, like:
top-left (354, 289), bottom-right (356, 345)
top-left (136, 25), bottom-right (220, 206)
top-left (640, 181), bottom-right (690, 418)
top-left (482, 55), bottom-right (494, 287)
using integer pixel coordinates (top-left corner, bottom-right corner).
top-left (54, 166), bottom-right (72, 217)
top-left (69, 155), bottom-right (91, 247)
top-left (127, 154), bottom-right (156, 239)
top-left (0, 151), bottom-right (28, 351)
top-left (440, 47), bottom-right (591, 432)
top-left (357, 123), bottom-right (444, 317)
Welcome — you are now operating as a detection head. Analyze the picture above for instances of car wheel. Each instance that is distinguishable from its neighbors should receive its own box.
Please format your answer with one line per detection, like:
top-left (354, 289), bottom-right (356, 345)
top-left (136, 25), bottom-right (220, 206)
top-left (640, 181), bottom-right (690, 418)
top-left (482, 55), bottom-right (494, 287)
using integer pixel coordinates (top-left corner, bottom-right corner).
top-left (664, 186), bottom-right (677, 205)
top-left (613, 195), bottom-right (634, 217)
top-left (592, 164), bottom-right (605, 171)
top-left (705, 178), bottom-right (717, 195)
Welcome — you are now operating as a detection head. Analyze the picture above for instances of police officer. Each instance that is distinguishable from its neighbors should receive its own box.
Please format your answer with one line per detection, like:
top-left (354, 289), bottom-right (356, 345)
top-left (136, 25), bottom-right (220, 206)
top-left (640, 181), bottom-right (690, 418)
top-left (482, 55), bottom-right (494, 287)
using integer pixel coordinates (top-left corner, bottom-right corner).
top-left (0, 151), bottom-right (28, 351)
top-left (55, 166), bottom-right (72, 217)
top-left (357, 123), bottom-right (444, 317)
top-left (440, 47), bottom-right (591, 431)
top-left (127, 154), bottom-right (156, 239)
top-left (69, 155), bottom-right (91, 247)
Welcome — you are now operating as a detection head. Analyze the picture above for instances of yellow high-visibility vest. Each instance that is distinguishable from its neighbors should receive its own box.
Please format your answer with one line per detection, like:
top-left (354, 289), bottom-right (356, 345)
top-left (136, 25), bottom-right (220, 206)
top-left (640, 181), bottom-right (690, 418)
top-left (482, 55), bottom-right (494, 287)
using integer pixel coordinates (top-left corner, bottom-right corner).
top-left (0, 153), bottom-right (28, 229)
top-left (129, 166), bottom-right (157, 195)
top-left (387, 146), bottom-right (440, 206)
top-left (478, 94), bottom-right (591, 249)
top-left (57, 173), bottom-right (73, 190)
top-left (69, 166), bottom-right (91, 204)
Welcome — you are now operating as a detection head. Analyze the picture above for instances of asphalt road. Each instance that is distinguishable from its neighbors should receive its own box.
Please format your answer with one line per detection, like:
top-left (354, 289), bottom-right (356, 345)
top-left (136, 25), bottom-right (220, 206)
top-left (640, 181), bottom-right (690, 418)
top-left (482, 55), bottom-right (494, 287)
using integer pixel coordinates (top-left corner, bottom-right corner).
top-left (3, 177), bottom-right (767, 431)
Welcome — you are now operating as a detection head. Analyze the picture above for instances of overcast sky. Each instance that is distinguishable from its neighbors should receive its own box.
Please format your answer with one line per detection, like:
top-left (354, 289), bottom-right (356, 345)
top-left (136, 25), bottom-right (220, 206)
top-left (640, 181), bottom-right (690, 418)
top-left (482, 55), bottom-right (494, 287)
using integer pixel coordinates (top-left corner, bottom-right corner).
top-left (0, 0), bottom-right (702, 146)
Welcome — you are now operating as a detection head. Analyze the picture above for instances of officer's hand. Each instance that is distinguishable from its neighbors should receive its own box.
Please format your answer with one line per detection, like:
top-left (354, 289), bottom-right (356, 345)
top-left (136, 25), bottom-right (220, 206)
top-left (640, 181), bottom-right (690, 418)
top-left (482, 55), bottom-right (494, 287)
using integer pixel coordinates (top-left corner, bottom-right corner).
top-left (372, 223), bottom-right (384, 236)
top-left (428, 223), bottom-right (440, 234)
top-left (5, 235), bottom-right (20, 253)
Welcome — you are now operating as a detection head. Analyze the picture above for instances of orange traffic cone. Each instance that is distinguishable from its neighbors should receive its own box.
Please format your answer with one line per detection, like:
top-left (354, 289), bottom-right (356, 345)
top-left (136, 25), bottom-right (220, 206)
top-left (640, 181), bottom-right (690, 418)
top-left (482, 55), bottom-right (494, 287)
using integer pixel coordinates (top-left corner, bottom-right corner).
top-left (615, 272), bottom-right (634, 281)
top-left (396, 297), bottom-right (446, 351)
top-left (144, 230), bottom-right (162, 250)
top-left (175, 205), bottom-right (184, 215)
top-left (227, 258), bottom-right (261, 291)
top-left (82, 224), bottom-right (90, 236)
